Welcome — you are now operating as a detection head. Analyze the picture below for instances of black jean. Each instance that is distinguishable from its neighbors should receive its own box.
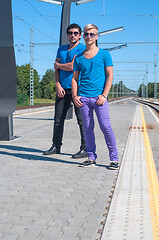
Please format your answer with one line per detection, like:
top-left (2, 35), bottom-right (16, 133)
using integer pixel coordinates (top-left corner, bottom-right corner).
top-left (52, 89), bottom-right (86, 150)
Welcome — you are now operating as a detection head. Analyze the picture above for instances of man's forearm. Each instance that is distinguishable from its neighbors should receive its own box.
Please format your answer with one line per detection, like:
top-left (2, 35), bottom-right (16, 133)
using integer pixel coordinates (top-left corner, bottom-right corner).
top-left (103, 66), bottom-right (113, 97)
top-left (72, 77), bottom-right (78, 98)
top-left (55, 69), bottom-right (61, 89)
top-left (55, 69), bottom-right (60, 81)
top-left (58, 62), bottom-right (73, 71)
top-left (103, 75), bottom-right (113, 98)
top-left (54, 56), bottom-right (75, 72)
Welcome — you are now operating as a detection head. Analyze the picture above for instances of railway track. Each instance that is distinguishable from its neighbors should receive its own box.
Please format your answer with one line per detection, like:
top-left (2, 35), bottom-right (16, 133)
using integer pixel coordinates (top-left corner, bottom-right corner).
top-left (134, 98), bottom-right (159, 114)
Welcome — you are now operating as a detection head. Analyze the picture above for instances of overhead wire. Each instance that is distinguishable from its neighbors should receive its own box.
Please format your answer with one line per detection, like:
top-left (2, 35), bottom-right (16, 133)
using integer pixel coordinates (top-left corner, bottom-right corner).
top-left (13, 0), bottom-right (59, 67)
top-left (14, 34), bottom-right (30, 44)
top-left (13, 13), bottom-right (58, 42)
top-left (15, 47), bottom-right (53, 61)
top-left (22, 0), bottom-right (59, 30)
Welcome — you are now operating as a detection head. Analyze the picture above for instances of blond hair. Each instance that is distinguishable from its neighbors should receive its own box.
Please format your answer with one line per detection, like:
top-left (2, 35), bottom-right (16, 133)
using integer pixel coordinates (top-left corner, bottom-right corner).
top-left (83, 24), bottom-right (98, 33)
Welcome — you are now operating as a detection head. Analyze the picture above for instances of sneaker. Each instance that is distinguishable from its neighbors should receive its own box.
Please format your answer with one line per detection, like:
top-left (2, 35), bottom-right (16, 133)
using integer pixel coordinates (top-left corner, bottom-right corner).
top-left (79, 159), bottom-right (96, 168)
top-left (109, 161), bottom-right (119, 170)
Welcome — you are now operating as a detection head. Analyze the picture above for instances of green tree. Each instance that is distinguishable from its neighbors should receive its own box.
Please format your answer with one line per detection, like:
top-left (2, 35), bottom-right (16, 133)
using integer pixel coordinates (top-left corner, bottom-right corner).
top-left (138, 82), bottom-right (159, 98)
top-left (44, 81), bottom-right (55, 99)
top-left (40, 69), bottom-right (56, 98)
top-left (16, 64), bottom-right (40, 98)
top-left (148, 82), bottom-right (154, 98)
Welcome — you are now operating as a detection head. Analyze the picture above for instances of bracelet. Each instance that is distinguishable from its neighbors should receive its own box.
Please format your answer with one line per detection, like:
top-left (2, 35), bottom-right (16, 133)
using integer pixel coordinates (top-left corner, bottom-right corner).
top-left (102, 94), bottom-right (107, 98)
top-left (72, 95), bottom-right (77, 99)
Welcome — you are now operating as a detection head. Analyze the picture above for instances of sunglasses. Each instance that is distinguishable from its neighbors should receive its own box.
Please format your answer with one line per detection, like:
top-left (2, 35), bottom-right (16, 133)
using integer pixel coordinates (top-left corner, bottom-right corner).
top-left (83, 32), bottom-right (97, 38)
top-left (67, 31), bottom-right (79, 36)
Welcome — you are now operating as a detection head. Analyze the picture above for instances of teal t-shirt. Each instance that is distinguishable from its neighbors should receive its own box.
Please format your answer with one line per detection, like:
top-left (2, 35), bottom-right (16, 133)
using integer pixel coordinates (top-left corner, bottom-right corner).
top-left (56, 43), bottom-right (85, 89)
top-left (73, 48), bottom-right (113, 97)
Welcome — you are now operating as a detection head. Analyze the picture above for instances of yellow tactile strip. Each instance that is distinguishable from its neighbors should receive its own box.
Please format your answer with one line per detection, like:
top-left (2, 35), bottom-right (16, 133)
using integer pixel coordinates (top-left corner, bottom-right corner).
top-left (141, 105), bottom-right (159, 240)
top-left (101, 105), bottom-right (153, 240)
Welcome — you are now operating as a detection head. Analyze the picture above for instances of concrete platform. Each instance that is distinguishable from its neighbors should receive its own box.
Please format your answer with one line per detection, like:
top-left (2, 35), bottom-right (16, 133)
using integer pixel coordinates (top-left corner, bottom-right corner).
top-left (0, 98), bottom-right (158, 240)
top-left (101, 105), bottom-right (154, 240)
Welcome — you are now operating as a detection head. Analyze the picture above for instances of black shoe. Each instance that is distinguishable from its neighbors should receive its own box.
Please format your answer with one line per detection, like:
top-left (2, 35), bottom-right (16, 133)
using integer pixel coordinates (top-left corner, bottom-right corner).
top-left (79, 159), bottom-right (96, 168)
top-left (109, 161), bottom-right (119, 170)
top-left (72, 149), bottom-right (88, 159)
top-left (43, 145), bottom-right (60, 155)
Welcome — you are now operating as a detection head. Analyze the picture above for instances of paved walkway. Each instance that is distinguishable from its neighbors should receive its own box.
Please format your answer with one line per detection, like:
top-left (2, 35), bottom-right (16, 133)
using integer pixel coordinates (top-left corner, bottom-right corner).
top-left (0, 98), bottom-right (158, 240)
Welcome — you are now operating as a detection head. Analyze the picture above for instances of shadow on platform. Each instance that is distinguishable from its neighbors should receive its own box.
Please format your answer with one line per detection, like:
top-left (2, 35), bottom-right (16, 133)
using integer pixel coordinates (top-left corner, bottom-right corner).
top-left (0, 145), bottom-right (109, 168)
top-left (14, 116), bottom-right (54, 121)
top-left (0, 144), bottom-right (78, 166)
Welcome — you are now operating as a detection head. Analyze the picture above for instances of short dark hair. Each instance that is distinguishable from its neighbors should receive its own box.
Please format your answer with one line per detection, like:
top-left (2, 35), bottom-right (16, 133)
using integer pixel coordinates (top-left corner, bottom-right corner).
top-left (67, 23), bottom-right (82, 35)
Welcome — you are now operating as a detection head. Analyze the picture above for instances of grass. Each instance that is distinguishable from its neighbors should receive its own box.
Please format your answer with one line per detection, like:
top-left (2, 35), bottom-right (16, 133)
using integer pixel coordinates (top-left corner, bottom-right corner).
top-left (17, 98), bottom-right (54, 107)
top-left (34, 98), bottom-right (54, 104)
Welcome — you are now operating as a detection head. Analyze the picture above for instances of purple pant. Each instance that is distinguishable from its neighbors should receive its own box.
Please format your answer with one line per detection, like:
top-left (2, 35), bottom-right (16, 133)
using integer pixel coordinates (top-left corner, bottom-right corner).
top-left (80, 97), bottom-right (119, 162)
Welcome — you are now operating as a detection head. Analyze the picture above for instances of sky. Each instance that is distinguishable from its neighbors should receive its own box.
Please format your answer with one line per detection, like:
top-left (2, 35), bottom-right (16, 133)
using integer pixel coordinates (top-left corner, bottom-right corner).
top-left (12, 0), bottom-right (159, 91)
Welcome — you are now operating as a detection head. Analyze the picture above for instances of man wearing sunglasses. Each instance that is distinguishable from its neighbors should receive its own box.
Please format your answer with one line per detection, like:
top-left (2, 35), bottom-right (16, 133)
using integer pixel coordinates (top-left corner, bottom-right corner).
top-left (43, 23), bottom-right (87, 159)
top-left (72, 24), bottom-right (119, 169)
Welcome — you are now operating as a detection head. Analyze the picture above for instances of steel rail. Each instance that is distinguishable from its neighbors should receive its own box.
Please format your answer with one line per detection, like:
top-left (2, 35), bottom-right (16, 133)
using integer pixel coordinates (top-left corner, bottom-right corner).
top-left (134, 98), bottom-right (159, 113)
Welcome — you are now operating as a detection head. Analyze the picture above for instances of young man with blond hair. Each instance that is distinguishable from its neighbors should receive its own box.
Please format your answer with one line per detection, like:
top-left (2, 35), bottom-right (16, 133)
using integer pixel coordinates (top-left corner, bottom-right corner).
top-left (72, 24), bottom-right (119, 169)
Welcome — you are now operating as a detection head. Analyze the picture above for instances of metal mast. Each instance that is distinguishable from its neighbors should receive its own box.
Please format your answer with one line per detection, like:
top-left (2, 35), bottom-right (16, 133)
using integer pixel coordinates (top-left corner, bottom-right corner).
top-left (154, 53), bottom-right (157, 99)
top-left (30, 26), bottom-right (34, 105)
top-left (60, 0), bottom-right (72, 46)
top-left (146, 64), bottom-right (148, 98)
top-left (116, 83), bottom-right (118, 97)
top-left (0, 0), bottom-right (17, 141)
